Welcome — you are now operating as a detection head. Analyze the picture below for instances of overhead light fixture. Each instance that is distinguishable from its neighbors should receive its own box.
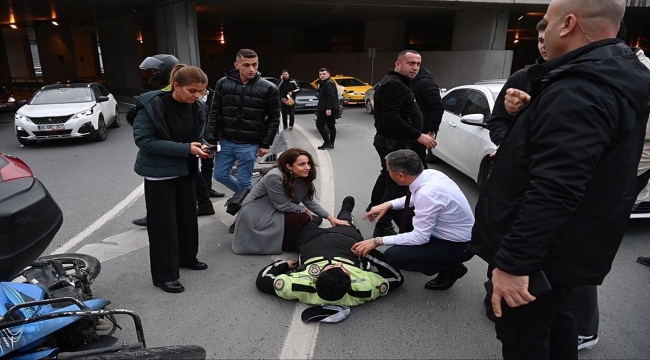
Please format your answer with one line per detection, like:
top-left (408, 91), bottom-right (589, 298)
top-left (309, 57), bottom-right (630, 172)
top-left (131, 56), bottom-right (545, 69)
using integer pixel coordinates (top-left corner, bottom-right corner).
top-left (52, 21), bottom-right (59, 26)
top-left (10, 24), bottom-right (17, 29)
top-left (514, 39), bottom-right (519, 43)
top-left (518, 15), bottom-right (524, 21)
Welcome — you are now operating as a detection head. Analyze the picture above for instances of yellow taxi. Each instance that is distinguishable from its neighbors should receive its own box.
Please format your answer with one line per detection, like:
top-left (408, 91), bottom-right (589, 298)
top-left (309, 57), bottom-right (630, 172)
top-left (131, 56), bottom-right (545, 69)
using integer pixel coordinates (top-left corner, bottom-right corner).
top-left (311, 75), bottom-right (372, 105)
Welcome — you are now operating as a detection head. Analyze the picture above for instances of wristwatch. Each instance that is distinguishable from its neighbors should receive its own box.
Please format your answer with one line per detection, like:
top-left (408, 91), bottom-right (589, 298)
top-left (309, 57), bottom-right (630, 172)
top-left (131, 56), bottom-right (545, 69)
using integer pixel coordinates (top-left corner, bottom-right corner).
top-left (374, 237), bottom-right (381, 246)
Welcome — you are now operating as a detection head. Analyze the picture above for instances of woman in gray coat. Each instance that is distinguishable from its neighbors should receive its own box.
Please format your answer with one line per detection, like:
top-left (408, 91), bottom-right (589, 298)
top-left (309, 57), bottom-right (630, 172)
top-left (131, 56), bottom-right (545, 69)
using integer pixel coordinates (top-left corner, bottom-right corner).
top-left (233, 148), bottom-right (349, 255)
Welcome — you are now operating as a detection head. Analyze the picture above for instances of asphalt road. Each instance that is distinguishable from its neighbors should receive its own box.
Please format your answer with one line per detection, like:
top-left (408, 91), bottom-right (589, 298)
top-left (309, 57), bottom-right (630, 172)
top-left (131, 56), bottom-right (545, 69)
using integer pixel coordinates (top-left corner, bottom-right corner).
top-left (0, 106), bottom-right (648, 359)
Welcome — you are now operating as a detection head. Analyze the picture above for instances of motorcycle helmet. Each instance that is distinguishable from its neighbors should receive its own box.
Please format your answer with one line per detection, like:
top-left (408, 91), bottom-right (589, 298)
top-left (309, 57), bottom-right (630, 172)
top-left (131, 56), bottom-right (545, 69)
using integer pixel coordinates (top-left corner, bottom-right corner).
top-left (139, 54), bottom-right (180, 89)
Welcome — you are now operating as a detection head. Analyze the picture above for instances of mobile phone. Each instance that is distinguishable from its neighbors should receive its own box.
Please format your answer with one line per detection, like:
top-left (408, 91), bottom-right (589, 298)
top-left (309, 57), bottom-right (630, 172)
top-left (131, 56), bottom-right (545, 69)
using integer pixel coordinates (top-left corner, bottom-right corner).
top-left (204, 144), bottom-right (221, 154)
top-left (483, 270), bottom-right (552, 297)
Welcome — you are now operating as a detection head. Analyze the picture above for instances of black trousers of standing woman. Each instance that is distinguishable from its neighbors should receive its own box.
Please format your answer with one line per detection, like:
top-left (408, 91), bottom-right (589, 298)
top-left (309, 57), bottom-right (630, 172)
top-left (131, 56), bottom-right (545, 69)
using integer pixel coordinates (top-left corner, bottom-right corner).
top-left (144, 176), bottom-right (199, 283)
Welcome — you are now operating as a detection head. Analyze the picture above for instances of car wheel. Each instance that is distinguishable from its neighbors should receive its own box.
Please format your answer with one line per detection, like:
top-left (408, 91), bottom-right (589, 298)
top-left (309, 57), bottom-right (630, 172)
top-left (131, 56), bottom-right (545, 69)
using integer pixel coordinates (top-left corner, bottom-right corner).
top-left (94, 115), bottom-right (107, 142)
top-left (477, 156), bottom-right (493, 189)
top-left (365, 100), bottom-right (374, 114)
top-left (109, 105), bottom-right (121, 128)
top-left (17, 135), bottom-right (37, 146)
top-left (425, 149), bottom-right (438, 163)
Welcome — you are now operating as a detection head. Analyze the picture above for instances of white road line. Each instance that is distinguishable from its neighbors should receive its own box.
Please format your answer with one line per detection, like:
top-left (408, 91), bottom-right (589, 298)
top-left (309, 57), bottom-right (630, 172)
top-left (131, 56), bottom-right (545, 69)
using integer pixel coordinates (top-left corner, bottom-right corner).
top-left (52, 183), bottom-right (144, 254)
top-left (277, 123), bottom-right (334, 360)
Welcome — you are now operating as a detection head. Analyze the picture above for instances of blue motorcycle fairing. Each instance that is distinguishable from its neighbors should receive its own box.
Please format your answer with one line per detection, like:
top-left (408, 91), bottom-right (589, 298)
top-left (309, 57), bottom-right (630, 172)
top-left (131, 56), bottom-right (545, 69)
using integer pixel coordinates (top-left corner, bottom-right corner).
top-left (9, 348), bottom-right (57, 360)
top-left (1, 282), bottom-right (110, 358)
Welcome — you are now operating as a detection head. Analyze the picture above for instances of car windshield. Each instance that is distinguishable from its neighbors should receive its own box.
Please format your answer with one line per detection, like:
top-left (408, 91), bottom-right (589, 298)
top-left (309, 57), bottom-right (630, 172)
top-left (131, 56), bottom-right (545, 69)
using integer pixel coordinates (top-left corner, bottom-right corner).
top-left (299, 81), bottom-right (316, 90)
top-left (336, 78), bottom-right (366, 87)
top-left (30, 88), bottom-right (93, 105)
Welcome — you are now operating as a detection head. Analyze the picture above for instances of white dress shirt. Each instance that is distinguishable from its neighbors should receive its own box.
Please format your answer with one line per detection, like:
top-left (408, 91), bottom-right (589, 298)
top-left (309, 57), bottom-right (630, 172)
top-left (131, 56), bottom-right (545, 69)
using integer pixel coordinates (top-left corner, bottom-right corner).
top-left (382, 169), bottom-right (475, 246)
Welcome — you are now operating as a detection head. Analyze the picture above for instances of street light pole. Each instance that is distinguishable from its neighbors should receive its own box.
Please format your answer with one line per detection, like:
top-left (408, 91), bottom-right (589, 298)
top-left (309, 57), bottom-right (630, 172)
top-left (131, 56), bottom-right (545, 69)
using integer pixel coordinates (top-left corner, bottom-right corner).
top-left (368, 47), bottom-right (376, 84)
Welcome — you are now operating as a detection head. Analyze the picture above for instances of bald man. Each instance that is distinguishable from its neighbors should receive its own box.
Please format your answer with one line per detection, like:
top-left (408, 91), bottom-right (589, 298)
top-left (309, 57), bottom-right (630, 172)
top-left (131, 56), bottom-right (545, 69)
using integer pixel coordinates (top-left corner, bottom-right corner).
top-left (469, 0), bottom-right (650, 358)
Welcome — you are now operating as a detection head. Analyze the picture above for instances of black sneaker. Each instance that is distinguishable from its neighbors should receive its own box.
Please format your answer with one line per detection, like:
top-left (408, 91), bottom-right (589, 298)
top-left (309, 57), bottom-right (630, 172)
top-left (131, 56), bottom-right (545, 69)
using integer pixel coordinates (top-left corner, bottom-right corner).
top-left (373, 226), bottom-right (397, 237)
top-left (229, 221), bottom-right (236, 233)
top-left (318, 143), bottom-right (334, 150)
top-left (132, 217), bottom-right (147, 227)
top-left (288, 126), bottom-right (293, 131)
top-left (341, 196), bottom-right (355, 213)
top-left (578, 334), bottom-right (598, 350)
top-left (197, 202), bottom-right (215, 216)
top-left (209, 189), bottom-right (225, 198)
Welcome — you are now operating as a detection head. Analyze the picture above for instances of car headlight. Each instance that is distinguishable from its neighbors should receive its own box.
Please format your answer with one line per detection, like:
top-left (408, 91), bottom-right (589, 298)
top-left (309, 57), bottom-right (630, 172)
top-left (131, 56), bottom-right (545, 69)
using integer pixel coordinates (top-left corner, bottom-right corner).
top-left (8, 97), bottom-right (15, 102)
top-left (73, 108), bottom-right (94, 118)
top-left (15, 114), bottom-right (30, 122)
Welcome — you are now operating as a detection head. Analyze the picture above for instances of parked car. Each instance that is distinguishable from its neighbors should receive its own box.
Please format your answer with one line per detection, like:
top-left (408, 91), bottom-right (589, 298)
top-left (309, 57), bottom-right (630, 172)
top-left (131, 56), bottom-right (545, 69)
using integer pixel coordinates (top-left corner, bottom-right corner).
top-left (0, 86), bottom-right (23, 112)
top-left (0, 153), bottom-right (63, 279)
top-left (311, 75), bottom-right (371, 105)
top-left (294, 81), bottom-right (319, 112)
top-left (14, 82), bottom-right (119, 146)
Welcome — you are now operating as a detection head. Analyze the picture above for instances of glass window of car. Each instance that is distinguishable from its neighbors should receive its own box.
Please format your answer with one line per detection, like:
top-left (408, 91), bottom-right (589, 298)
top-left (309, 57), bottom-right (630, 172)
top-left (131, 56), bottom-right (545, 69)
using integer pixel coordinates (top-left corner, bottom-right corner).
top-left (299, 81), bottom-right (316, 90)
top-left (335, 78), bottom-right (366, 87)
top-left (442, 89), bottom-right (470, 115)
top-left (461, 91), bottom-right (491, 121)
top-left (29, 88), bottom-right (94, 105)
top-left (97, 84), bottom-right (110, 96)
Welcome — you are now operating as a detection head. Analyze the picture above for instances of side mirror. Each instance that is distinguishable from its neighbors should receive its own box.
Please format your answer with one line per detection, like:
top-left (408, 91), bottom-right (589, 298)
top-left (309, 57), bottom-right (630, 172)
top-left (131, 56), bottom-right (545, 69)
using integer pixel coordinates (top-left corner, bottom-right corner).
top-left (98, 95), bottom-right (109, 102)
top-left (461, 114), bottom-right (486, 127)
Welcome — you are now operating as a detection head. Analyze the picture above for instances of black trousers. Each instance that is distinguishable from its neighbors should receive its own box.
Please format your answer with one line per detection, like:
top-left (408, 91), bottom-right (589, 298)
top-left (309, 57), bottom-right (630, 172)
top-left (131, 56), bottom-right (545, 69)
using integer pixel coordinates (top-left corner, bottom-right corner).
top-left (410, 138), bottom-right (429, 167)
top-left (384, 237), bottom-right (472, 276)
top-left (144, 176), bottom-right (199, 283)
top-left (496, 285), bottom-right (578, 359)
top-left (198, 157), bottom-right (214, 202)
top-left (281, 103), bottom-right (295, 128)
top-left (370, 135), bottom-right (409, 229)
top-left (316, 111), bottom-right (337, 145)
top-left (568, 285), bottom-right (599, 336)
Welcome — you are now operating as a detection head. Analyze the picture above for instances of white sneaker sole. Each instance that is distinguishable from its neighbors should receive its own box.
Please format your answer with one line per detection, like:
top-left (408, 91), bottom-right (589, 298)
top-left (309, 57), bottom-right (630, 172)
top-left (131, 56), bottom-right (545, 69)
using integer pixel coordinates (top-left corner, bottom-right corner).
top-left (578, 337), bottom-right (599, 350)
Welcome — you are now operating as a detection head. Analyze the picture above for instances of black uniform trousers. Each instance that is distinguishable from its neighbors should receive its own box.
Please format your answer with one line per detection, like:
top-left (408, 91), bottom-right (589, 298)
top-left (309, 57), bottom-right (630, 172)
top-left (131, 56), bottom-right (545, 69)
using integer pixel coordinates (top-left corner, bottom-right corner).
top-left (198, 157), bottom-right (215, 201)
top-left (410, 139), bottom-right (429, 168)
top-left (281, 103), bottom-right (295, 128)
top-left (316, 111), bottom-right (337, 146)
top-left (369, 135), bottom-right (409, 230)
top-left (144, 176), bottom-right (199, 283)
top-left (495, 285), bottom-right (578, 360)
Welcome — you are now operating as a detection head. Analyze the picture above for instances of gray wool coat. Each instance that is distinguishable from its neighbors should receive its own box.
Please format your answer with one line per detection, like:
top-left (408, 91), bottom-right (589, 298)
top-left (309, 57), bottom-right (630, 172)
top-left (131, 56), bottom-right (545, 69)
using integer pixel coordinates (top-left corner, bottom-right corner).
top-left (232, 168), bottom-right (330, 255)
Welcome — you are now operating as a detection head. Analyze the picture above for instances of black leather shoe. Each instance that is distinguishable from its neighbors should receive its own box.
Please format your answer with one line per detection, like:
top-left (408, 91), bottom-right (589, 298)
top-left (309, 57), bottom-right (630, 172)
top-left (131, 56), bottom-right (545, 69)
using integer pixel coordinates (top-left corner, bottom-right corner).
top-left (209, 189), bottom-right (225, 198)
top-left (424, 264), bottom-right (468, 290)
top-left (196, 202), bottom-right (215, 216)
top-left (638, 256), bottom-right (650, 266)
top-left (153, 281), bottom-right (185, 293)
top-left (317, 143), bottom-right (334, 150)
top-left (180, 261), bottom-right (208, 270)
top-left (132, 217), bottom-right (147, 227)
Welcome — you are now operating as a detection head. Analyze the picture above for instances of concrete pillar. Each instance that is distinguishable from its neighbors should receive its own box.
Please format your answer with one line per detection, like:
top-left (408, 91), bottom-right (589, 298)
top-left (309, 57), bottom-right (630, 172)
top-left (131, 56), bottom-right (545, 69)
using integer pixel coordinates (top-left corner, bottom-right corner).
top-left (3, 28), bottom-right (35, 80)
top-left (0, 31), bottom-right (12, 83)
top-left (364, 19), bottom-right (406, 52)
top-left (451, 10), bottom-right (509, 51)
top-left (155, 0), bottom-right (200, 66)
top-left (97, 14), bottom-right (142, 90)
top-left (33, 24), bottom-right (79, 84)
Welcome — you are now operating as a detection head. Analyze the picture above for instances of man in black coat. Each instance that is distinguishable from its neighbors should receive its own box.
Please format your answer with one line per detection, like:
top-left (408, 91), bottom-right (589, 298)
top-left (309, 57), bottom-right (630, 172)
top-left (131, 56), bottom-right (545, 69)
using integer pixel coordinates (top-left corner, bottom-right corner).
top-left (469, 0), bottom-right (650, 358)
top-left (315, 68), bottom-right (338, 149)
top-left (369, 50), bottom-right (437, 237)
top-left (278, 70), bottom-right (301, 130)
top-left (410, 67), bottom-right (443, 166)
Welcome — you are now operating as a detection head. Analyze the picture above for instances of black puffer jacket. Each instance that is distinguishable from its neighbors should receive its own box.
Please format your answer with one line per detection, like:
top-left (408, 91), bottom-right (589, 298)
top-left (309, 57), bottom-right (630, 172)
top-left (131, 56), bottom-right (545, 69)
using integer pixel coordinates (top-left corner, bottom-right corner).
top-left (469, 39), bottom-right (650, 285)
top-left (316, 77), bottom-right (338, 113)
top-left (206, 69), bottom-right (280, 148)
top-left (373, 70), bottom-right (423, 141)
top-left (411, 68), bottom-right (443, 133)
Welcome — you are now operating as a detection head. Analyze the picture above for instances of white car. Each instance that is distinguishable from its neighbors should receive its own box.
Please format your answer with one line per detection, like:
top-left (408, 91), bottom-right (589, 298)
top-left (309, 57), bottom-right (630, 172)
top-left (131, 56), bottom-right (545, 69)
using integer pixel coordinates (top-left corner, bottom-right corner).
top-left (429, 81), bottom-right (504, 188)
top-left (14, 83), bottom-right (120, 146)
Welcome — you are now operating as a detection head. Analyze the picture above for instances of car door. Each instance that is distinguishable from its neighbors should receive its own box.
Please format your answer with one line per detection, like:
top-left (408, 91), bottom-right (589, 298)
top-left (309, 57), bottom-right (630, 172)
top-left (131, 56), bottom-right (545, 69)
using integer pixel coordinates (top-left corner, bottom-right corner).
top-left (98, 84), bottom-right (117, 119)
top-left (432, 88), bottom-right (470, 163)
top-left (446, 90), bottom-right (492, 180)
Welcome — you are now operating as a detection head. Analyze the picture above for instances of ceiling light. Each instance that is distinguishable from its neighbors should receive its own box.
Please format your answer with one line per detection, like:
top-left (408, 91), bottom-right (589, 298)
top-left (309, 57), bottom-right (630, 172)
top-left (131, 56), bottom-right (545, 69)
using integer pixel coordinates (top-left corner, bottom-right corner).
top-left (10, 24), bottom-right (17, 29)
top-left (52, 21), bottom-right (58, 26)
top-left (518, 15), bottom-right (524, 21)
top-left (514, 39), bottom-right (519, 43)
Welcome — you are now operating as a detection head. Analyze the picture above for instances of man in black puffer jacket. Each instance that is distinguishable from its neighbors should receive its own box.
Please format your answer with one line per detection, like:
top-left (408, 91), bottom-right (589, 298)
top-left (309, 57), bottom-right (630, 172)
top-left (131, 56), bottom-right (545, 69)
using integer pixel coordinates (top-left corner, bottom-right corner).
top-left (410, 67), bottom-right (443, 166)
top-left (206, 49), bottom-right (280, 221)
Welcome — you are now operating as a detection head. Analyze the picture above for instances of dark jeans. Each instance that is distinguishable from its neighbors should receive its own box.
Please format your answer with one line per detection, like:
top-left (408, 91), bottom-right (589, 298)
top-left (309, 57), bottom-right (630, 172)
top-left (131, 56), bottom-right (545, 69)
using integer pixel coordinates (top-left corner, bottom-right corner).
top-left (569, 285), bottom-right (599, 336)
top-left (384, 237), bottom-right (472, 276)
top-left (316, 111), bottom-right (337, 145)
top-left (370, 135), bottom-right (410, 229)
top-left (281, 103), bottom-right (295, 128)
top-left (200, 156), bottom-right (215, 192)
top-left (144, 176), bottom-right (199, 283)
top-left (496, 285), bottom-right (577, 360)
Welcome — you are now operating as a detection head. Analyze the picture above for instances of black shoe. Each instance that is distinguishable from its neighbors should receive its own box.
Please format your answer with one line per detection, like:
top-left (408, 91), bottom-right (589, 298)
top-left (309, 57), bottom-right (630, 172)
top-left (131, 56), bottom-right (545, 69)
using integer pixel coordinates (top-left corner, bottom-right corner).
top-left (288, 126), bottom-right (293, 131)
top-left (229, 221), bottom-right (236, 233)
top-left (180, 261), bottom-right (208, 270)
top-left (424, 264), bottom-right (468, 290)
top-left (637, 256), bottom-right (650, 266)
top-left (132, 217), bottom-right (147, 227)
top-left (373, 226), bottom-right (397, 237)
top-left (341, 196), bottom-right (355, 213)
top-left (153, 281), bottom-right (185, 293)
top-left (209, 189), bottom-right (225, 198)
top-left (197, 202), bottom-right (215, 216)
top-left (317, 143), bottom-right (334, 150)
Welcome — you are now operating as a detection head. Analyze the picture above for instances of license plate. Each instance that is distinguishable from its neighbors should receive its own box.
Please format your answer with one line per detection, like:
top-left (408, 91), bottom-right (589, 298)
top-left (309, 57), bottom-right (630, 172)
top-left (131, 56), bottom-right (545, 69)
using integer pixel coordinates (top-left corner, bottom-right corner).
top-left (0, 104), bottom-right (9, 108)
top-left (37, 124), bottom-right (65, 131)
top-left (306, 103), bottom-right (316, 107)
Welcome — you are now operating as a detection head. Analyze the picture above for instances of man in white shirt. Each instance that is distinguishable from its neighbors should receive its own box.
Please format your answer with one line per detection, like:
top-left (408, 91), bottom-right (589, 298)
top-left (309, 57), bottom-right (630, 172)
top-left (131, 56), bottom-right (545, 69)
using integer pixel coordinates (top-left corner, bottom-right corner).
top-left (352, 149), bottom-right (474, 290)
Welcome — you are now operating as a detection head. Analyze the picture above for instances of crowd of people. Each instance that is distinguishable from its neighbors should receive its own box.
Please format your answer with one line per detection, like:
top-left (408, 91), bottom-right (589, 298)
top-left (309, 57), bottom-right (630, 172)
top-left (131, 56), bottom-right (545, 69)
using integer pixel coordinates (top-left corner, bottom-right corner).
top-left (129, 0), bottom-right (650, 358)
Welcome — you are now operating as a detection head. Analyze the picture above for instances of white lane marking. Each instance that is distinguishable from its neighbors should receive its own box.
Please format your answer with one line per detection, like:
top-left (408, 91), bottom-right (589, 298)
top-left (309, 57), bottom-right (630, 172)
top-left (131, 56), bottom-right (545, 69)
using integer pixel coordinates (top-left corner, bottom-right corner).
top-left (52, 183), bottom-right (144, 254)
top-left (278, 123), bottom-right (334, 360)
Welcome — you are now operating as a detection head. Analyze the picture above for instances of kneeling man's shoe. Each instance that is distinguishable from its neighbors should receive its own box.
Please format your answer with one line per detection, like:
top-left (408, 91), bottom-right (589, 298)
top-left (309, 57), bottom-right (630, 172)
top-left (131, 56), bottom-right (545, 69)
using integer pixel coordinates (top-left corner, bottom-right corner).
top-left (180, 261), bottom-right (208, 270)
top-left (425, 264), bottom-right (468, 290)
top-left (153, 281), bottom-right (185, 293)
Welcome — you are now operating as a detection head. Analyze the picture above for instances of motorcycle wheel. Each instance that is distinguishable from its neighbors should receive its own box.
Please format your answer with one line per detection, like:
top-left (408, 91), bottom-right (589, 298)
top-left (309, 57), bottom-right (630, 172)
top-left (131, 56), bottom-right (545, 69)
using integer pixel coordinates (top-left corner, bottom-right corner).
top-left (78, 345), bottom-right (206, 360)
top-left (35, 253), bottom-right (101, 282)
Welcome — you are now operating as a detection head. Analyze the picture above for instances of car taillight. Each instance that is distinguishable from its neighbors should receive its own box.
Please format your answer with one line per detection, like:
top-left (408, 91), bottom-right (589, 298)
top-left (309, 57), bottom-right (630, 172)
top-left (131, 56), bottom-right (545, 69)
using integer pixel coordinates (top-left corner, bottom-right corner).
top-left (0, 155), bottom-right (33, 181)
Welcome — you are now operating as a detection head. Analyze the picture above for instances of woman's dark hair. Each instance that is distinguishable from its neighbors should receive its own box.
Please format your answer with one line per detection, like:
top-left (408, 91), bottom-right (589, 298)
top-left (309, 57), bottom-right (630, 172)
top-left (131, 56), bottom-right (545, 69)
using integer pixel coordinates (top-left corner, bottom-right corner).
top-left (169, 64), bottom-right (208, 89)
top-left (316, 268), bottom-right (351, 301)
top-left (276, 148), bottom-right (317, 201)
